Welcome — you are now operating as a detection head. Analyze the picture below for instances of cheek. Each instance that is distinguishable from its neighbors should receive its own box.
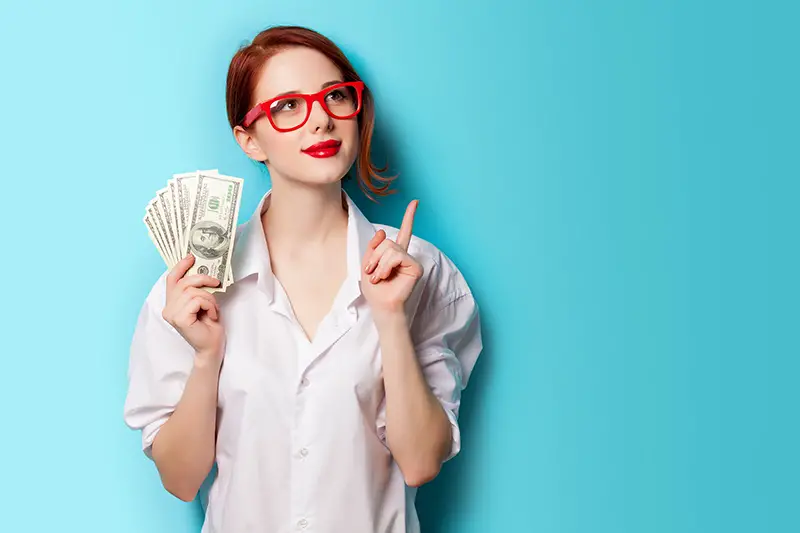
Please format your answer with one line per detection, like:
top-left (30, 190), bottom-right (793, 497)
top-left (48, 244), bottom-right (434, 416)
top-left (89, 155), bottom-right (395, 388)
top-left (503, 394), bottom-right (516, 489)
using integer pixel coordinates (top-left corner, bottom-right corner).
top-left (339, 120), bottom-right (360, 160)
top-left (257, 128), bottom-right (302, 165)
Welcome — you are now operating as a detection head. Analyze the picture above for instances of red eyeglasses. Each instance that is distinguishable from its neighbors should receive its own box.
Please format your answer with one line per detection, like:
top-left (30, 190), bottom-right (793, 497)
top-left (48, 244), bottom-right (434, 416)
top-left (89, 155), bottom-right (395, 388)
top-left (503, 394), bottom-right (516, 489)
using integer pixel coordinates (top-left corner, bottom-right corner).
top-left (241, 81), bottom-right (365, 131)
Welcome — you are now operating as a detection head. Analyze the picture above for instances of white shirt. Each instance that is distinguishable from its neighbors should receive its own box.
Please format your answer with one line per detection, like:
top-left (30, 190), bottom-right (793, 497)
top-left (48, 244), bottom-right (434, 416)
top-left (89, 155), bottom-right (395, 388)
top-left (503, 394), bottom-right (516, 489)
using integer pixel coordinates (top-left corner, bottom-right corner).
top-left (123, 188), bottom-right (483, 533)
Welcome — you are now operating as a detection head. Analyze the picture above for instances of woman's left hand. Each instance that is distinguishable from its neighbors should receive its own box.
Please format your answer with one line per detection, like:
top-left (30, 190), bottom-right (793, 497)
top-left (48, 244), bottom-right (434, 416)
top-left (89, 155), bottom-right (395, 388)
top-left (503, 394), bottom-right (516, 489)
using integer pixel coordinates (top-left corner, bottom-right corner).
top-left (361, 200), bottom-right (424, 316)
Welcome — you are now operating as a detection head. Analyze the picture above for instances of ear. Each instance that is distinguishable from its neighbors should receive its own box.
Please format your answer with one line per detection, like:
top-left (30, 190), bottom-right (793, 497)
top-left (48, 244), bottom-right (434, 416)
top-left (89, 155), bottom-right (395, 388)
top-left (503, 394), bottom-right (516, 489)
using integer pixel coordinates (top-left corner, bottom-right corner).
top-left (233, 125), bottom-right (268, 162)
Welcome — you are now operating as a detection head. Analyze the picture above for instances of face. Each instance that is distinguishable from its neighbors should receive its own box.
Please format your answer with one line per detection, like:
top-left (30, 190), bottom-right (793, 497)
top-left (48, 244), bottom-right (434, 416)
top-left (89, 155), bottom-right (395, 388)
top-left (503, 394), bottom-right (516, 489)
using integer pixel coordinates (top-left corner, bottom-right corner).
top-left (233, 46), bottom-right (360, 187)
top-left (197, 229), bottom-right (222, 247)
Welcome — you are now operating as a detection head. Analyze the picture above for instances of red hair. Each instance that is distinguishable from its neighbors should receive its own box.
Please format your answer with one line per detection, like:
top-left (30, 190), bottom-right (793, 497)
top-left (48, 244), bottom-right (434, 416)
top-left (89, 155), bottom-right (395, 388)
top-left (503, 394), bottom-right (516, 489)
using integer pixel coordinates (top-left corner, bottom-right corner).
top-left (225, 25), bottom-right (397, 201)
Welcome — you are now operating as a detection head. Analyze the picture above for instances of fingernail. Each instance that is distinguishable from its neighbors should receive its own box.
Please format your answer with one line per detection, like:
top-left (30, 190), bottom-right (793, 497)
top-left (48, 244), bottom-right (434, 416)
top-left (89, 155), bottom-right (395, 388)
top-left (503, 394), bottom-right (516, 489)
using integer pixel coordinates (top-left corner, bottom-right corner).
top-left (371, 275), bottom-right (377, 283)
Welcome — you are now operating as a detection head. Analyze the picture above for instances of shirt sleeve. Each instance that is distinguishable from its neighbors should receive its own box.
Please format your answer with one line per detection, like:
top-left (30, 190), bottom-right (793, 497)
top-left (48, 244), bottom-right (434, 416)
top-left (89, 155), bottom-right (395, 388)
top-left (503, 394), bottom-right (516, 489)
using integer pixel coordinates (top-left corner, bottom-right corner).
top-left (376, 249), bottom-right (483, 462)
top-left (123, 273), bottom-right (196, 459)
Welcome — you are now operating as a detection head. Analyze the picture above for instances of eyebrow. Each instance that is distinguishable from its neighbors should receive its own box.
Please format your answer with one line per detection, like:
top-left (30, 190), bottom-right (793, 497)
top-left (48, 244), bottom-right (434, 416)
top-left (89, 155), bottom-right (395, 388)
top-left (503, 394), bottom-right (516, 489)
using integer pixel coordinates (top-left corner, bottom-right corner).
top-left (271, 80), bottom-right (344, 99)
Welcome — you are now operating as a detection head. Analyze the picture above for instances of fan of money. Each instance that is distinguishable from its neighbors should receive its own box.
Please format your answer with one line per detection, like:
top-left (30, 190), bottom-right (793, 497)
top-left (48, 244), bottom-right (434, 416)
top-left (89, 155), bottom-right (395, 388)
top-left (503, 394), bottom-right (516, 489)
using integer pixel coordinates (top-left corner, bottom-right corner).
top-left (143, 169), bottom-right (244, 293)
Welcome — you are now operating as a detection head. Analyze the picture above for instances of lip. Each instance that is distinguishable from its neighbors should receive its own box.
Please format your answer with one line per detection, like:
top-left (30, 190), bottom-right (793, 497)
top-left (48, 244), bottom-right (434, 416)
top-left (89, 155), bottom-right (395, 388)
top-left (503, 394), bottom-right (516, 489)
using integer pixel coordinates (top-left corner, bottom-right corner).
top-left (302, 139), bottom-right (342, 158)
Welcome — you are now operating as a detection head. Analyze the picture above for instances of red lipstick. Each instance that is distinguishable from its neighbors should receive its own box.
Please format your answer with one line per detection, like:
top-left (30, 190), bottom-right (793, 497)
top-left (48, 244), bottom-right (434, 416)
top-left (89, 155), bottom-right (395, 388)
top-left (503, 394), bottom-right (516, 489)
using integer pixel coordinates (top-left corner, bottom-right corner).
top-left (302, 139), bottom-right (341, 158)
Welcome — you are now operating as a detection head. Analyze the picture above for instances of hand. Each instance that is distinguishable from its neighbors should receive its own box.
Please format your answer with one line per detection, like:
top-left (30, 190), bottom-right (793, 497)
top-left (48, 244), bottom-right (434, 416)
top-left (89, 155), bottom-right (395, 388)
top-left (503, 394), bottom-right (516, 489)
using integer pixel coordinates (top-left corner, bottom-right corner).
top-left (162, 254), bottom-right (226, 367)
top-left (361, 200), bottom-right (424, 316)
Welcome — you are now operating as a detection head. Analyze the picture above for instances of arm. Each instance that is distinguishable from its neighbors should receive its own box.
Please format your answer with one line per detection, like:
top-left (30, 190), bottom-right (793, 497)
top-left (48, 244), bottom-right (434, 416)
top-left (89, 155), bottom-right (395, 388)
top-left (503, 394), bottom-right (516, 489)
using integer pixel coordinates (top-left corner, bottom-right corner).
top-left (361, 201), bottom-right (482, 487)
top-left (374, 310), bottom-right (453, 487)
top-left (151, 353), bottom-right (221, 502)
top-left (124, 254), bottom-right (226, 502)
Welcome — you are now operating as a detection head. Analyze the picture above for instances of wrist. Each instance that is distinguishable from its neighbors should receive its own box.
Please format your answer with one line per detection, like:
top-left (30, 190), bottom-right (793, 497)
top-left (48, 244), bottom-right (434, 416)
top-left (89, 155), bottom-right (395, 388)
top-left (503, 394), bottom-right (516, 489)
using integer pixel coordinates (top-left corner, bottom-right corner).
top-left (193, 349), bottom-right (223, 372)
top-left (372, 308), bottom-right (408, 331)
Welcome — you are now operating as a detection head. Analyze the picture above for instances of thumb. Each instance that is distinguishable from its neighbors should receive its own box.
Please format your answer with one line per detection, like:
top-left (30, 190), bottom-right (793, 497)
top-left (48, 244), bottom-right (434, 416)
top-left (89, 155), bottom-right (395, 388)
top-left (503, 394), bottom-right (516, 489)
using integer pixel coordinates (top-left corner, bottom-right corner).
top-left (167, 254), bottom-right (195, 290)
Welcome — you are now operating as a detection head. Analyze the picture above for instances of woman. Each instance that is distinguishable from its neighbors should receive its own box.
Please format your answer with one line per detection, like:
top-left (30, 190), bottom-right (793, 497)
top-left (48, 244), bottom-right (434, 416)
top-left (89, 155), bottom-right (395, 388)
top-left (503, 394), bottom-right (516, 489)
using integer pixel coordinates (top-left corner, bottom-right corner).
top-left (124, 25), bottom-right (482, 533)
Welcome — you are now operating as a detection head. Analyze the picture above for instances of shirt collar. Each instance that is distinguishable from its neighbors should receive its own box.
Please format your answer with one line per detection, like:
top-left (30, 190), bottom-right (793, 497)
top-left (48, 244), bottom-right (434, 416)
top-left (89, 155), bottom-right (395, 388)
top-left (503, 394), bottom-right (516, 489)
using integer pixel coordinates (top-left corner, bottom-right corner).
top-left (231, 188), bottom-right (376, 310)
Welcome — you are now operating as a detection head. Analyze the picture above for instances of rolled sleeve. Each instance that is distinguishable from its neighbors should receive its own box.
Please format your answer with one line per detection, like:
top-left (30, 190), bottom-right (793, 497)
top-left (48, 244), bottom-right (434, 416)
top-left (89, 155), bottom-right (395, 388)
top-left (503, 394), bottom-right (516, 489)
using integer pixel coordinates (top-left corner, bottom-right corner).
top-left (123, 274), bottom-right (195, 459)
top-left (413, 291), bottom-right (482, 461)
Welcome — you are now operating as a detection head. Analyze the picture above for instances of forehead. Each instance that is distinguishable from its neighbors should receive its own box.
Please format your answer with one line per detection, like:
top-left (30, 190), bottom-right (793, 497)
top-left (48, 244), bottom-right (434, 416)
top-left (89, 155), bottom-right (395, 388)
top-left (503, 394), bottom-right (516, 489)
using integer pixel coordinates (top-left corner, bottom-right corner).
top-left (253, 46), bottom-right (343, 101)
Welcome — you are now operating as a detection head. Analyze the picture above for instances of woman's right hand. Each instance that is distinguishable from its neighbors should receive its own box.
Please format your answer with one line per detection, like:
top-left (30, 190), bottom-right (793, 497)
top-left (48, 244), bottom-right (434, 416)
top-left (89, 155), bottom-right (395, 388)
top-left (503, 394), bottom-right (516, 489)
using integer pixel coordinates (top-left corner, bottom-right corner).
top-left (162, 254), bottom-right (226, 367)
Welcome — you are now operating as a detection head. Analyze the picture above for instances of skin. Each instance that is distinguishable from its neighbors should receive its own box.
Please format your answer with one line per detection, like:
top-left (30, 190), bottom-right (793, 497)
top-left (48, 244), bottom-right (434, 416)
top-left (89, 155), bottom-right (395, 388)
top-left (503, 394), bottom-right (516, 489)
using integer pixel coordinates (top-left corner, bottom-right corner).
top-left (151, 46), bottom-right (451, 502)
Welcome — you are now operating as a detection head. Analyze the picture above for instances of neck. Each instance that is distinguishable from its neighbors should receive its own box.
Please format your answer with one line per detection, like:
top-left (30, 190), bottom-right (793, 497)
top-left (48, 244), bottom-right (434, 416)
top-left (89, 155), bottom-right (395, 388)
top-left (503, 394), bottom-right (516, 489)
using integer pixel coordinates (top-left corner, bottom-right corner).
top-left (262, 178), bottom-right (348, 252)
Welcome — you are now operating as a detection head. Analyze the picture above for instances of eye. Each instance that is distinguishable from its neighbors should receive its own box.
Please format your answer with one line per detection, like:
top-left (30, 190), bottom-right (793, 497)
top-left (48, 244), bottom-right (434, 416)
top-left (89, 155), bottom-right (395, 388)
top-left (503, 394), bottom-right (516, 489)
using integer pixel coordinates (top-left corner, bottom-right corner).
top-left (325, 89), bottom-right (347, 102)
top-left (270, 97), bottom-right (301, 114)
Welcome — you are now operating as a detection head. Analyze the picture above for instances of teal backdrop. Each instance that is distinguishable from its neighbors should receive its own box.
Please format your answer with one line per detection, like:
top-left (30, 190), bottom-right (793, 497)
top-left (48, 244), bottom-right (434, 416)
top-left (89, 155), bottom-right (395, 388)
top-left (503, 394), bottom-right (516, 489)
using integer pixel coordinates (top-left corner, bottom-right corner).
top-left (1, 1), bottom-right (796, 532)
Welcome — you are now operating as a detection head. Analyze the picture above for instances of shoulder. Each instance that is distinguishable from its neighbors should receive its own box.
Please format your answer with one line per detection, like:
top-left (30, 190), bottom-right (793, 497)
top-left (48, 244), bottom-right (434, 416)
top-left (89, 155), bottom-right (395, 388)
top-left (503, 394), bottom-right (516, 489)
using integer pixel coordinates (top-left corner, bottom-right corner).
top-left (373, 223), bottom-right (474, 307)
top-left (140, 270), bottom-right (170, 315)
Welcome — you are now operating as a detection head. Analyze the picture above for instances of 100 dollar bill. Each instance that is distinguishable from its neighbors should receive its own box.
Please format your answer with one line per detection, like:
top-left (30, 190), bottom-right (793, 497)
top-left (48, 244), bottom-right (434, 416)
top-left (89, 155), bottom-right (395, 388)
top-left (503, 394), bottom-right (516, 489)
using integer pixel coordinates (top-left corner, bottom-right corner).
top-left (182, 171), bottom-right (243, 292)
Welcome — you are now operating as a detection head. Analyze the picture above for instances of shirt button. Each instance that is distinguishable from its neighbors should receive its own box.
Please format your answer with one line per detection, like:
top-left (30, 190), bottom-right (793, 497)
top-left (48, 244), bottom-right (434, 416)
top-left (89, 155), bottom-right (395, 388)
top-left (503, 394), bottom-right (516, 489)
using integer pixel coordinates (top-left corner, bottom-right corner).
top-left (297, 518), bottom-right (308, 529)
top-left (299, 447), bottom-right (309, 457)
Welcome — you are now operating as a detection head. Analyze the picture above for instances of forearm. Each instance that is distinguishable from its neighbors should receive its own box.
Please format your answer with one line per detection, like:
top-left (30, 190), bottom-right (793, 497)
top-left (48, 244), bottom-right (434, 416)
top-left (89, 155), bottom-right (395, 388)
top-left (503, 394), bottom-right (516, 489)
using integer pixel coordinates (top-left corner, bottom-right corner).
top-left (151, 352), bottom-right (221, 501)
top-left (375, 311), bottom-right (452, 487)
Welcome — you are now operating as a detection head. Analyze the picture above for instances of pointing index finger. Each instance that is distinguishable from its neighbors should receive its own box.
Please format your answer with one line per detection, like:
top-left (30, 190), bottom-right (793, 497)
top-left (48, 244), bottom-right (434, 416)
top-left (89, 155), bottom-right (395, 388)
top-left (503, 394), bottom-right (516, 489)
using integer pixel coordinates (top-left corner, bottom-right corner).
top-left (396, 199), bottom-right (418, 251)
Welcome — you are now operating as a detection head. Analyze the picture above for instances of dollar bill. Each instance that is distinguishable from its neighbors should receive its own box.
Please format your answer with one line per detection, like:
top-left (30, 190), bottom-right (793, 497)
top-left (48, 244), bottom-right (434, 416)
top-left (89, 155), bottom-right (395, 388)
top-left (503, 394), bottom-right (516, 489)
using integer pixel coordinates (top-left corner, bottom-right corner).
top-left (156, 187), bottom-right (180, 265)
top-left (144, 213), bottom-right (170, 266)
top-left (146, 200), bottom-right (175, 266)
top-left (143, 169), bottom-right (242, 292)
top-left (182, 171), bottom-right (243, 292)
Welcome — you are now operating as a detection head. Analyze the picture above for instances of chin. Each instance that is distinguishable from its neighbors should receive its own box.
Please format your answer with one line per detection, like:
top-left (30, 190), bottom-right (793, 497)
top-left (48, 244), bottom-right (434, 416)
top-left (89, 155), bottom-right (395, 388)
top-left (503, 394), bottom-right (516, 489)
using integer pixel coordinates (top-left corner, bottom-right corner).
top-left (306, 172), bottom-right (347, 185)
top-left (301, 156), bottom-right (355, 185)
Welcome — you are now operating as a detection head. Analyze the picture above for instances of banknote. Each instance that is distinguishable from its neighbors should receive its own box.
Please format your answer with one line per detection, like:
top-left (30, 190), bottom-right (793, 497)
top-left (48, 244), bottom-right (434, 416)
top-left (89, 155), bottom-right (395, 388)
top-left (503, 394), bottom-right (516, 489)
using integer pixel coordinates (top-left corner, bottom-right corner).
top-left (144, 169), bottom-right (242, 292)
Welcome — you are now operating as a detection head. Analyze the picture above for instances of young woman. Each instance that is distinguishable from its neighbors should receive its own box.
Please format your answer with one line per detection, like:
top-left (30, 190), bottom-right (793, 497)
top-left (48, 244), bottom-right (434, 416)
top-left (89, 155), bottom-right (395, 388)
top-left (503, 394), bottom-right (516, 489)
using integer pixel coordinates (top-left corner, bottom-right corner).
top-left (124, 25), bottom-right (482, 533)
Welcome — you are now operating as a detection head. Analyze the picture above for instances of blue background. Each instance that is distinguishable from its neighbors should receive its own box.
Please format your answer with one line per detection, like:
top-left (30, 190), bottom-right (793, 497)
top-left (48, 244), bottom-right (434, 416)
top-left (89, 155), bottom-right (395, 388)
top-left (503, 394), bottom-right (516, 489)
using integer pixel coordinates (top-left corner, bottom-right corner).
top-left (1, 1), bottom-right (796, 532)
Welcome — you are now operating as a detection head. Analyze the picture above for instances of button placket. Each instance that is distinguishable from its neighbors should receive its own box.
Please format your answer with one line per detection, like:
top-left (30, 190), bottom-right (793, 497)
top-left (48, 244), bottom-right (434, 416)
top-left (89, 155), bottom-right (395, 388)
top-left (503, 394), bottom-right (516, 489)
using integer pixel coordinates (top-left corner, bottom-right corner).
top-left (292, 340), bottom-right (316, 531)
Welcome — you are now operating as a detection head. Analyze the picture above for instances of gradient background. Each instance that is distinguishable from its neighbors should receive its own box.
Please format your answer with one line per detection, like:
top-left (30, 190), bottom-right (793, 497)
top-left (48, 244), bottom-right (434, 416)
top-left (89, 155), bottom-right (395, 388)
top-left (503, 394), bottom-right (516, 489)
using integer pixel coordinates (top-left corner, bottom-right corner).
top-left (1, 1), bottom-right (797, 532)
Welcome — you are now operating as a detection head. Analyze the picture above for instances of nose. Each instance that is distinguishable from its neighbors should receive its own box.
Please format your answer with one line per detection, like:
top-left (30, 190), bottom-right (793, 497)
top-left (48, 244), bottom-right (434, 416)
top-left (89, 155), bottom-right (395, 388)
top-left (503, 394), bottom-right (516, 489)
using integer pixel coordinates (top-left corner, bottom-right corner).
top-left (306, 100), bottom-right (333, 132)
